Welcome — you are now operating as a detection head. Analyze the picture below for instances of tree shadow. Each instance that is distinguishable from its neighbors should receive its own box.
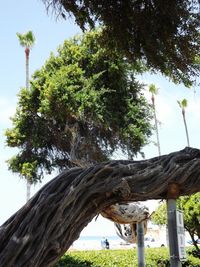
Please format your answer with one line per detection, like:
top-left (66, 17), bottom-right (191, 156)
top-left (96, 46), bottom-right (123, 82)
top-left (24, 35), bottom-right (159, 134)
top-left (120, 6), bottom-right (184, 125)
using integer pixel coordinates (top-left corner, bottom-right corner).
top-left (55, 254), bottom-right (101, 267)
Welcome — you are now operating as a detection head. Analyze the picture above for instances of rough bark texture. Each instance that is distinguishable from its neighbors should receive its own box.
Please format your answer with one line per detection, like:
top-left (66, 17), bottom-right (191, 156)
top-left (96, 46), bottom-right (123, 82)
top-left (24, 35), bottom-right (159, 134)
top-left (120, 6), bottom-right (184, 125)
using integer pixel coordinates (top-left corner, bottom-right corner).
top-left (101, 202), bottom-right (149, 224)
top-left (0, 147), bottom-right (200, 267)
top-left (101, 202), bottom-right (149, 244)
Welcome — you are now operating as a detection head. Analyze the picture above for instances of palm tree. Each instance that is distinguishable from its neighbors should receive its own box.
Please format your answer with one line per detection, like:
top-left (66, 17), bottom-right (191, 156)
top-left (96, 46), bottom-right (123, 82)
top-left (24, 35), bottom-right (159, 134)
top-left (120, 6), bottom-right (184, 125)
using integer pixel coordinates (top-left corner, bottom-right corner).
top-left (17, 31), bottom-right (35, 201)
top-left (177, 99), bottom-right (190, 147)
top-left (16, 31), bottom-right (35, 91)
top-left (149, 84), bottom-right (161, 156)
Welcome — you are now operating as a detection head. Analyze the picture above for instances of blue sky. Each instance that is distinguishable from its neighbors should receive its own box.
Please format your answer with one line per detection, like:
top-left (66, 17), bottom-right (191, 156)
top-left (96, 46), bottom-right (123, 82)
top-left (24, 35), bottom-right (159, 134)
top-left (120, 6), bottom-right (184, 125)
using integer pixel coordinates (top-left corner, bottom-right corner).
top-left (0, 1), bottom-right (199, 237)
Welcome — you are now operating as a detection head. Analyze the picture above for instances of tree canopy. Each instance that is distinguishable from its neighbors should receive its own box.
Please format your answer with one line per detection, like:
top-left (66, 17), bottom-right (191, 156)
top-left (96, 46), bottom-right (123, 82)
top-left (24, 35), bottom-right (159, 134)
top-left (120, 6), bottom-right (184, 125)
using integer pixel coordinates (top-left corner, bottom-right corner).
top-left (43, 0), bottom-right (200, 86)
top-left (5, 30), bottom-right (152, 183)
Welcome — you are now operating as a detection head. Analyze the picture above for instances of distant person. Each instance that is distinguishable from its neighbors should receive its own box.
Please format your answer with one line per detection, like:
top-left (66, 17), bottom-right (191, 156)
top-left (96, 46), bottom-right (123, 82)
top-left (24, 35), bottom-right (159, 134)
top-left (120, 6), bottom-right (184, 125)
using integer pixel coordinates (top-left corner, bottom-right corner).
top-left (105, 238), bottom-right (110, 249)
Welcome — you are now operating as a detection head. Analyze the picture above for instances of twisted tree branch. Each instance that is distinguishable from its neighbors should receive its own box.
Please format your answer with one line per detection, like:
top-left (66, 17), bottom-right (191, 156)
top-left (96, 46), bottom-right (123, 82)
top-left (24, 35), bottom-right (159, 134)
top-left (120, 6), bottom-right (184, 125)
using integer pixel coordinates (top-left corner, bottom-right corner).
top-left (0, 147), bottom-right (200, 266)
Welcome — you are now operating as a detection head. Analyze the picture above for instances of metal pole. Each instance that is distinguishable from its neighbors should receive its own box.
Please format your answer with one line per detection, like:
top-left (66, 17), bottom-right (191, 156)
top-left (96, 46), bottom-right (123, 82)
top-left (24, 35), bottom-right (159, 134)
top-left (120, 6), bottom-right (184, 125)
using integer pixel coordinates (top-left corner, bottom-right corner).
top-left (167, 184), bottom-right (182, 267)
top-left (137, 221), bottom-right (145, 267)
top-left (127, 144), bottom-right (145, 267)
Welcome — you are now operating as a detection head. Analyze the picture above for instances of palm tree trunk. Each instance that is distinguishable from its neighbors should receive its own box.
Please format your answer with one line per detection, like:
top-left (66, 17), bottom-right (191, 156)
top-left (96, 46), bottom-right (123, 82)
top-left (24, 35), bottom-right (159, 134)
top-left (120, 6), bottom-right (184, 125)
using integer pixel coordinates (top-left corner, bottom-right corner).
top-left (25, 47), bottom-right (30, 90)
top-left (26, 180), bottom-right (31, 201)
top-left (182, 110), bottom-right (190, 147)
top-left (25, 47), bottom-right (31, 201)
top-left (153, 102), bottom-right (161, 156)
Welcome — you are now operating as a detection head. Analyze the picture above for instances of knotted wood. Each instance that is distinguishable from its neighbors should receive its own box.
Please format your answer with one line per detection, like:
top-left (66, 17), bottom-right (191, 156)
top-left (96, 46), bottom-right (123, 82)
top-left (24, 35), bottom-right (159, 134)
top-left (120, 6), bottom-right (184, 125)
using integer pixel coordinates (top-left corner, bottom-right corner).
top-left (101, 202), bottom-right (149, 244)
top-left (0, 147), bottom-right (200, 267)
top-left (101, 202), bottom-right (149, 224)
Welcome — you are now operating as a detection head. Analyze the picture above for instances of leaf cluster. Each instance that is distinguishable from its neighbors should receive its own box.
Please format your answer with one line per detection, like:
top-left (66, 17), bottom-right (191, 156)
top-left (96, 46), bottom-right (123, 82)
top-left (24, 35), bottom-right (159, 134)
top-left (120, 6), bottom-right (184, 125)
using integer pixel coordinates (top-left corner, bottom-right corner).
top-left (152, 193), bottom-right (200, 247)
top-left (6, 30), bottom-right (152, 183)
top-left (43, 0), bottom-right (200, 86)
top-left (16, 31), bottom-right (36, 48)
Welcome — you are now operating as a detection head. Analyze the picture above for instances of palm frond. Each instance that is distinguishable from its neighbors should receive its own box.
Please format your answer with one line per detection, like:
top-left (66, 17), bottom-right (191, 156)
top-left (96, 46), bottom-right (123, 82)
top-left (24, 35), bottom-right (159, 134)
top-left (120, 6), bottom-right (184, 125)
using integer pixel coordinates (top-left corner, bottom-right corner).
top-left (16, 31), bottom-right (35, 48)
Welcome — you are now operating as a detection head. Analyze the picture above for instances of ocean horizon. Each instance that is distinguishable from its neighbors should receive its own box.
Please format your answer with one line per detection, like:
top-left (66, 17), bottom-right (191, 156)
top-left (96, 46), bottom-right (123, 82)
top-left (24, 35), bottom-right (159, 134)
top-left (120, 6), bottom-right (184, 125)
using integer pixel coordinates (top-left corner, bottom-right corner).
top-left (70, 235), bottom-right (131, 250)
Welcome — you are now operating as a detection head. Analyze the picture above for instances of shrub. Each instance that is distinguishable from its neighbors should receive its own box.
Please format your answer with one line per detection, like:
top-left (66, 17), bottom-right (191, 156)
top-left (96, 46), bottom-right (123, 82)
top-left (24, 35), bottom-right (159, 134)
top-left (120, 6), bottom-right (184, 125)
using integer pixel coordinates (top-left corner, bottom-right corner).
top-left (55, 247), bottom-right (200, 267)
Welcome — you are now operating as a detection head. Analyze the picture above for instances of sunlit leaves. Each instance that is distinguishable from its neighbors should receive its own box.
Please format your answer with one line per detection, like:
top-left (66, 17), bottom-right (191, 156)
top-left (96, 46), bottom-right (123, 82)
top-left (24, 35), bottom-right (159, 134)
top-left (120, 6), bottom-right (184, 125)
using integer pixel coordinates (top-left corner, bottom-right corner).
top-left (6, 30), bottom-right (152, 182)
top-left (152, 193), bottom-right (200, 247)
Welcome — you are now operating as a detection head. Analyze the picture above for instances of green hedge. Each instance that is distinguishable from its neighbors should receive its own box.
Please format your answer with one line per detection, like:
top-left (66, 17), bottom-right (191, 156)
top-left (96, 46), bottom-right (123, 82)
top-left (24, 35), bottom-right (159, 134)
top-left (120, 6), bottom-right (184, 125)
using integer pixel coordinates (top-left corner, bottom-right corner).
top-left (55, 248), bottom-right (200, 267)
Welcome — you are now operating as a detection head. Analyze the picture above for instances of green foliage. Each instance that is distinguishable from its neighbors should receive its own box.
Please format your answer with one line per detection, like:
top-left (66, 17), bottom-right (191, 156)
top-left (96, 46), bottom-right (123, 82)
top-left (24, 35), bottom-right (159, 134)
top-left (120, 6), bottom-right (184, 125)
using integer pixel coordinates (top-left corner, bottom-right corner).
top-left (7, 156), bottom-right (38, 182)
top-left (16, 31), bottom-right (35, 48)
top-left (149, 84), bottom-right (158, 96)
top-left (6, 30), bottom-right (152, 183)
top-left (55, 248), bottom-right (200, 267)
top-left (152, 193), bottom-right (200, 249)
top-left (177, 99), bottom-right (188, 110)
top-left (151, 201), bottom-right (167, 225)
top-left (44, 0), bottom-right (200, 86)
top-left (179, 193), bottom-right (200, 239)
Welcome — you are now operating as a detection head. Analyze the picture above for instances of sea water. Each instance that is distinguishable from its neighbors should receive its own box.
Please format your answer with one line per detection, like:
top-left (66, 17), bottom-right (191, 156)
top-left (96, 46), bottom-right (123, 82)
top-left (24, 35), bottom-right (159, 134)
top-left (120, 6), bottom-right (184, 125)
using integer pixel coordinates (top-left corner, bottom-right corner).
top-left (70, 235), bottom-right (131, 250)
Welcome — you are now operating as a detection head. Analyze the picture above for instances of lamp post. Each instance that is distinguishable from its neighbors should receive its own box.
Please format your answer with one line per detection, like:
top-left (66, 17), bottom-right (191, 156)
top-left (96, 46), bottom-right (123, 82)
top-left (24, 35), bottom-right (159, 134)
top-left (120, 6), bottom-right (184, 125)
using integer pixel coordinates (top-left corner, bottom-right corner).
top-left (137, 221), bottom-right (145, 267)
top-left (167, 183), bottom-right (182, 267)
top-left (102, 202), bottom-right (149, 267)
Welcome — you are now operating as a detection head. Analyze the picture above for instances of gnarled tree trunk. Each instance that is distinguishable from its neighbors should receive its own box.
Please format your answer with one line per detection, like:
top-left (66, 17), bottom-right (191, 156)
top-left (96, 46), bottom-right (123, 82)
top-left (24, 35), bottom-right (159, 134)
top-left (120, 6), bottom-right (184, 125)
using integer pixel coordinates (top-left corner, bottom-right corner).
top-left (0, 147), bottom-right (200, 267)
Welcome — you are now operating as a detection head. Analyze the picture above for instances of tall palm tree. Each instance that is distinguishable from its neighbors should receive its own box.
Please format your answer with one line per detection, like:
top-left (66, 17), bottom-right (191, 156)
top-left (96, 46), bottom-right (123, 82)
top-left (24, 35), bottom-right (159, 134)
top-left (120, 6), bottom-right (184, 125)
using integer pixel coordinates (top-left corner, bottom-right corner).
top-left (149, 84), bottom-right (161, 156)
top-left (17, 31), bottom-right (35, 201)
top-left (177, 99), bottom-right (190, 147)
top-left (16, 31), bottom-right (35, 91)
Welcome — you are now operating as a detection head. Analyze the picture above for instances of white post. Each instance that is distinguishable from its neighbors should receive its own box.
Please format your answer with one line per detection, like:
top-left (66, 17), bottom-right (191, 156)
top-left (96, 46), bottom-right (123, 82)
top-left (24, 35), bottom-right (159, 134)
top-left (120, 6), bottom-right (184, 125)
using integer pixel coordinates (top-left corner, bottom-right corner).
top-left (127, 146), bottom-right (146, 267)
top-left (167, 184), bottom-right (182, 267)
top-left (26, 180), bottom-right (31, 202)
top-left (137, 221), bottom-right (145, 267)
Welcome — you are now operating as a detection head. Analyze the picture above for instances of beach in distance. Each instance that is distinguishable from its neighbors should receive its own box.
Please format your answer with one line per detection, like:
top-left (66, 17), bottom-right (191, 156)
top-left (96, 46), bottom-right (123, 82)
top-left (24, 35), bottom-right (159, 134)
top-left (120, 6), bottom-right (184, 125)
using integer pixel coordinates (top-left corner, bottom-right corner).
top-left (69, 236), bottom-right (133, 251)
